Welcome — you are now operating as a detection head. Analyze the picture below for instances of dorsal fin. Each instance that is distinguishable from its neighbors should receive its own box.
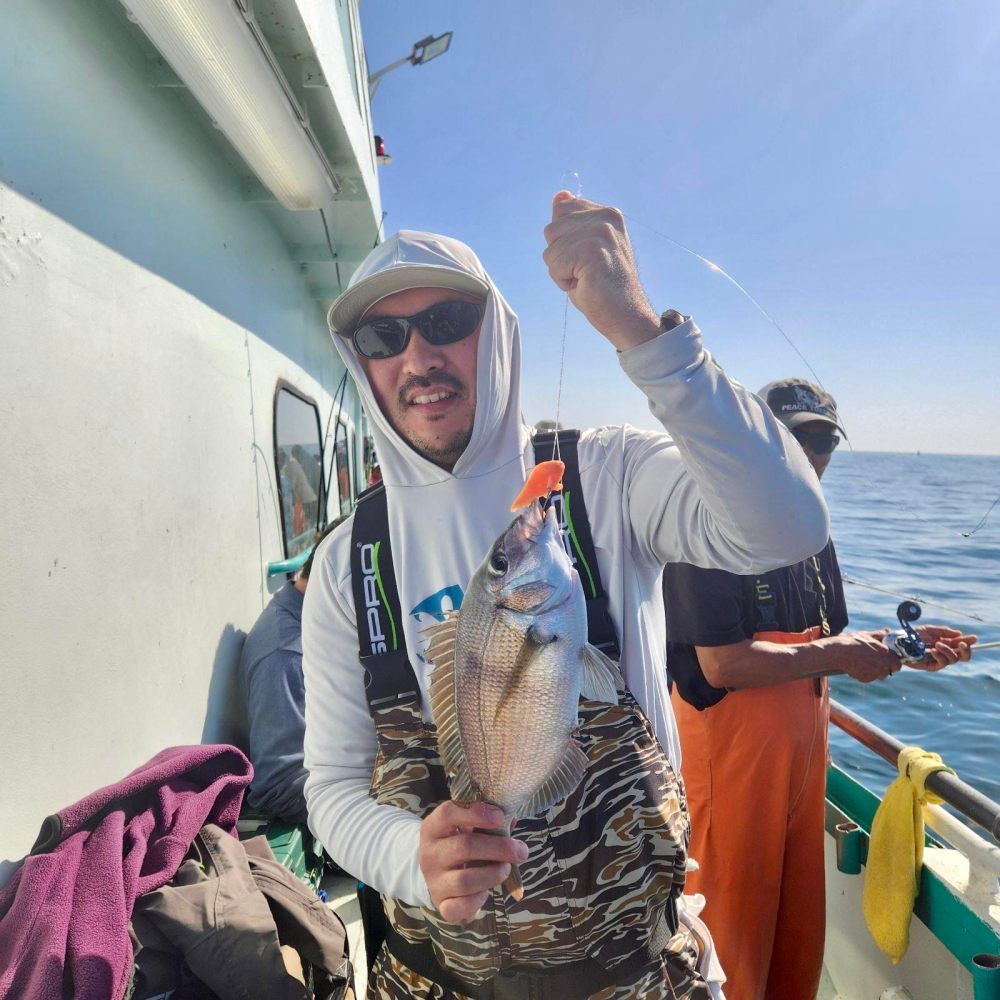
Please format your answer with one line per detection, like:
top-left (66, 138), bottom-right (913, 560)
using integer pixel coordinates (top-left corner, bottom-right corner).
top-left (426, 615), bottom-right (480, 802)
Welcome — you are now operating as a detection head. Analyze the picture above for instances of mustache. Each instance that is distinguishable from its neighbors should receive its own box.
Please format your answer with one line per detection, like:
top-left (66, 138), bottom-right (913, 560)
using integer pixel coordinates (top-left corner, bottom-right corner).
top-left (397, 371), bottom-right (466, 407)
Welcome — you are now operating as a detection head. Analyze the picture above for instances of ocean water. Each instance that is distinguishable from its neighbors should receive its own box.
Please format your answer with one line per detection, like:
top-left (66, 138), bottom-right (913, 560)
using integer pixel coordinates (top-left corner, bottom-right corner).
top-left (820, 451), bottom-right (1000, 807)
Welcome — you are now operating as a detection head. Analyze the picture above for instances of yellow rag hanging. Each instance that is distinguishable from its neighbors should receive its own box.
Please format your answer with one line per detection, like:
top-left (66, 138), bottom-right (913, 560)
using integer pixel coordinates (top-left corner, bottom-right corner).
top-left (862, 746), bottom-right (955, 964)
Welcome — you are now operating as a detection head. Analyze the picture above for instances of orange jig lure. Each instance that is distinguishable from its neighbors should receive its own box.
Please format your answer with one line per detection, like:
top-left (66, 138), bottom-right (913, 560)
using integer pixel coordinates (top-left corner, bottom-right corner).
top-left (510, 460), bottom-right (565, 512)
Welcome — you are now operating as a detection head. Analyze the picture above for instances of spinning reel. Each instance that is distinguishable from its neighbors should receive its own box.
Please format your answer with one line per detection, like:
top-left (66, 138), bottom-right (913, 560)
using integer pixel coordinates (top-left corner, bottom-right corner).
top-left (883, 600), bottom-right (927, 664)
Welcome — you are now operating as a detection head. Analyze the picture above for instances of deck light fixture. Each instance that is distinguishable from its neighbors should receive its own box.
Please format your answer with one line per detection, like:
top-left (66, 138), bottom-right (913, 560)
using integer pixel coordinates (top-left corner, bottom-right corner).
top-left (368, 32), bottom-right (453, 100)
top-left (120, 0), bottom-right (340, 210)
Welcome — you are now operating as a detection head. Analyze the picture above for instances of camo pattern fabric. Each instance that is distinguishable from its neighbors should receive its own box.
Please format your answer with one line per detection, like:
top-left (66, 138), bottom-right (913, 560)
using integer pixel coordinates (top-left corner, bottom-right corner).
top-left (367, 686), bottom-right (704, 997)
top-left (368, 927), bottom-right (708, 999)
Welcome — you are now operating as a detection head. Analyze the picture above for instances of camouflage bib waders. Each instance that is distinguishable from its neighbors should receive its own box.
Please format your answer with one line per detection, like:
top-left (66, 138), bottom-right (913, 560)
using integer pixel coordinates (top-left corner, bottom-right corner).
top-left (351, 434), bottom-right (711, 1000)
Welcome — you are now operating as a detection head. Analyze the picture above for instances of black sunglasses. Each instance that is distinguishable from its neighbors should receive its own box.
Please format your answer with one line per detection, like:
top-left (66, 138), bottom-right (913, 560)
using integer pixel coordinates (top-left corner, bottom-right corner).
top-left (793, 429), bottom-right (841, 455)
top-left (352, 301), bottom-right (483, 360)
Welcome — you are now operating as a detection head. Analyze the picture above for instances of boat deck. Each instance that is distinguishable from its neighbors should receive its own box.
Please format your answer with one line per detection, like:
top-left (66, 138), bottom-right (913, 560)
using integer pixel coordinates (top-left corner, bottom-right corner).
top-left (817, 965), bottom-right (845, 999)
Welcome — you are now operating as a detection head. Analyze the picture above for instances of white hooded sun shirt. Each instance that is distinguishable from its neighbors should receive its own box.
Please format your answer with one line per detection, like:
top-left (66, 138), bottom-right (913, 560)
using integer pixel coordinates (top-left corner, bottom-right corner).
top-left (302, 231), bottom-right (828, 912)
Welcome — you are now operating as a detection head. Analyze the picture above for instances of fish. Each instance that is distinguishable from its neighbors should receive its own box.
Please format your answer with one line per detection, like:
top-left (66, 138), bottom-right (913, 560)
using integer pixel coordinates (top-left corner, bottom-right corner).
top-left (425, 499), bottom-right (622, 901)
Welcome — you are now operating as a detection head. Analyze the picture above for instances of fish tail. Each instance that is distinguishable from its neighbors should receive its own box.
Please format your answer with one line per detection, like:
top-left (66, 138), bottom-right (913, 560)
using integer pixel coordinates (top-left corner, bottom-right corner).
top-left (502, 862), bottom-right (524, 902)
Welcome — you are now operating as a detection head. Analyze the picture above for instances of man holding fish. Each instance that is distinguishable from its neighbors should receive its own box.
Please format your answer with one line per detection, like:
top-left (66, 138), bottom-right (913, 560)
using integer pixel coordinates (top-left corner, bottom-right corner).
top-left (302, 192), bottom-right (830, 998)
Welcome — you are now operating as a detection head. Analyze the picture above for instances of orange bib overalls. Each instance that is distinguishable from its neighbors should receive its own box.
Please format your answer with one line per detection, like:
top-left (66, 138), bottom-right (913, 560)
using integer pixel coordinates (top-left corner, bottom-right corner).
top-left (672, 627), bottom-right (829, 1000)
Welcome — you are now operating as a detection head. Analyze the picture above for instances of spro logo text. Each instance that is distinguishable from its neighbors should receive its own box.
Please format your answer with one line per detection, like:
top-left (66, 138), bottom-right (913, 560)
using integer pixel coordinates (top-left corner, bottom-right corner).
top-left (359, 543), bottom-right (388, 654)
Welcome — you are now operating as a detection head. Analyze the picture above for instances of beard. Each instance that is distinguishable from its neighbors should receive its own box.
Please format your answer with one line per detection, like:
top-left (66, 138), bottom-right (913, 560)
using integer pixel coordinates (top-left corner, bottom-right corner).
top-left (391, 371), bottom-right (474, 470)
top-left (408, 424), bottom-right (474, 469)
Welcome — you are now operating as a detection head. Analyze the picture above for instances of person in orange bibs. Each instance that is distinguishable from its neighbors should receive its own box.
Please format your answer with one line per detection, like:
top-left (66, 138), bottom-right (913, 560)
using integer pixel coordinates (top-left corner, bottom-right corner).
top-left (662, 378), bottom-right (975, 1000)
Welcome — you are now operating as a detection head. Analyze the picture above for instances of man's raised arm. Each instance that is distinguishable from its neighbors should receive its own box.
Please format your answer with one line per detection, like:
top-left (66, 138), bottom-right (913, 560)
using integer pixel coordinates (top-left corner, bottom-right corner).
top-left (542, 194), bottom-right (828, 572)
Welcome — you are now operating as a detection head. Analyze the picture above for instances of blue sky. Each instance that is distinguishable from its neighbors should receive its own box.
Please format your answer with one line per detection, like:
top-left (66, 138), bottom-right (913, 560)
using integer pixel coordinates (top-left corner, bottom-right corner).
top-left (359, 1), bottom-right (1000, 454)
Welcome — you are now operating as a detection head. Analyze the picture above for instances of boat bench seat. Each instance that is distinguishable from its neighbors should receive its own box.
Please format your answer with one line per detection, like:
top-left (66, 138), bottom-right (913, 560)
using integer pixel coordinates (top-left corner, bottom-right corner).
top-left (236, 809), bottom-right (326, 892)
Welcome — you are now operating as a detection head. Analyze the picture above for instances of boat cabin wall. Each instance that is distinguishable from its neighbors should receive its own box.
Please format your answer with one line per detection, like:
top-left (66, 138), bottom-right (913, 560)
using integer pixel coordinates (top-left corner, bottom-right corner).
top-left (0, 1), bottom-right (374, 861)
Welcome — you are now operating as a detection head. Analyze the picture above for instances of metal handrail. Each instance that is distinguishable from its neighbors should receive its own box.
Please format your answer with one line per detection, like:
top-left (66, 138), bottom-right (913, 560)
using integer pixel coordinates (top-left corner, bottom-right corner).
top-left (829, 698), bottom-right (1000, 844)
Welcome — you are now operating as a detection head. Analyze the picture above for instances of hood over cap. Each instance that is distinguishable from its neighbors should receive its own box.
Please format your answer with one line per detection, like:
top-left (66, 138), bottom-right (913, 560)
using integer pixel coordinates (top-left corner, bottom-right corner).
top-left (328, 232), bottom-right (489, 338)
top-left (328, 230), bottom-right (528, 490)
top-left (328, 231), bottom-right (534, 664)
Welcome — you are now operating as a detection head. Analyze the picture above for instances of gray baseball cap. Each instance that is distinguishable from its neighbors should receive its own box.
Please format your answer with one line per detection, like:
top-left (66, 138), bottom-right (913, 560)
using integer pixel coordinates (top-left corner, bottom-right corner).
top-left (758, 378), bottom-right (845, 434)
top-left (327, 231), bottom-right (490, 338)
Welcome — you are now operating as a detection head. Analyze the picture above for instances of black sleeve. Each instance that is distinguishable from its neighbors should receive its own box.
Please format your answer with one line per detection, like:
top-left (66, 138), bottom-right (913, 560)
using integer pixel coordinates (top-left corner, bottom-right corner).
top-left (662, 562), bottom-right (751, 647)
top-left (825, 540), bottom-right (849, 635)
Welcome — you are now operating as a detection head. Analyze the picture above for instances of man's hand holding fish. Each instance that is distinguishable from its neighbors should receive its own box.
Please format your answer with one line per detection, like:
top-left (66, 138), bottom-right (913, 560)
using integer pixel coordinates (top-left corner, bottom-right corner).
top-left (418, 801), bottom-right (527, 924)
top-left (421, 498), bottom-right (622, 918)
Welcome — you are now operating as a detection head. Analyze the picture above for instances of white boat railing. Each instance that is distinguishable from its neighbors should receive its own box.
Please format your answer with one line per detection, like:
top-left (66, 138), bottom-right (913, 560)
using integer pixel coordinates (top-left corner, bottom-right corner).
top-left (923, 802), bottom-right (1000, 877)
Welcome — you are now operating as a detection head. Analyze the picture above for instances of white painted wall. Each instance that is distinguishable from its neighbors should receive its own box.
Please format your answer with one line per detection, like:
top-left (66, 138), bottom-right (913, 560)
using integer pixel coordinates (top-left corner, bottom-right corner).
top-left (0, 1), bottom-right (370, 860)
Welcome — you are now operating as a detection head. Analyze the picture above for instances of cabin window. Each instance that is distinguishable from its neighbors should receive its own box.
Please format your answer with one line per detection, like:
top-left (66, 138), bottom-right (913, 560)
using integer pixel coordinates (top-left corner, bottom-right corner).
top-left (274, 387), bottom-right (325, 558)
top-left (333, 421), bottom-right (355, 516)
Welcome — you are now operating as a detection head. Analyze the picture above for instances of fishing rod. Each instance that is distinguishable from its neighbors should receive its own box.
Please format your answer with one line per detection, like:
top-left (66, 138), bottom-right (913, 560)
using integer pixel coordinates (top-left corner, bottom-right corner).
top-left (548, 170), bottom-right (583, 468)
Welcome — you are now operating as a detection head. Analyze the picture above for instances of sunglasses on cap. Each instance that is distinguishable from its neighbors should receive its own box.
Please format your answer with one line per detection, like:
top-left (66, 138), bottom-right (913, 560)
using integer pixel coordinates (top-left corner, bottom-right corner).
top-left (352, 300), bottom-right (483, 360)
top-left (793, 429), bottom-right (841, 455)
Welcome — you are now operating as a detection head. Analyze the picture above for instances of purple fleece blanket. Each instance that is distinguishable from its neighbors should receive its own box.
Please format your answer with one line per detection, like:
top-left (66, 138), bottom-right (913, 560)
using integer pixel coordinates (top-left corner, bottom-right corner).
top-left (0, 744), bottom-right (252, 1000)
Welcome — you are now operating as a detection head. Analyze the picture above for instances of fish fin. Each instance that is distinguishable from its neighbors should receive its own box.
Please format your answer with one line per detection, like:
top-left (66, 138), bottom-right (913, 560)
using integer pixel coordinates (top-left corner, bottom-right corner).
top-left (450, 770), bottom-right (482, 804)
top-left (496, 816), bottom-right (524, 901)
top-left (502, 863), bottom-right (524, 902)
top-left (419, 609), bottom-right (459, 636)
top-left (579, 643), bottom-right (623, 703)
top-left (426, 615), bottom-right (470, 786)
top-left (519, 739), bottom-right (588, 818)
top-left (494, 624), bottom-right (555, 724)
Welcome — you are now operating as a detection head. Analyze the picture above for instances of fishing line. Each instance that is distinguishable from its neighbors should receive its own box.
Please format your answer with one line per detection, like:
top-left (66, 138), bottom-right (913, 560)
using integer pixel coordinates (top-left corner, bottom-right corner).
top-left (842, 573), bottom-right (1000, 630)
top-left (550, 171), bottom-right (583, 465)
top-left (621, 213), bottom-right (827, 390)
top-left (612, 204), bottom-right (986, 539)
top-left (962, 493), bottom-right (1000, 538)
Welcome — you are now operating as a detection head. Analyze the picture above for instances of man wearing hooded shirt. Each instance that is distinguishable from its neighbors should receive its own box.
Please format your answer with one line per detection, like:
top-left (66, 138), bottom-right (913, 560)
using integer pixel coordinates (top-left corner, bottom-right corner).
top-left (302, 195), bottom-right (830, 999)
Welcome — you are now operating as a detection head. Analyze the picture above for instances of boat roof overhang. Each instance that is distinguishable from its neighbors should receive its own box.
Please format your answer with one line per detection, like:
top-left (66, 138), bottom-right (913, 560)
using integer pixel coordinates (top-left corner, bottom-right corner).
top-left (114, 0), bottom-right (382, 301)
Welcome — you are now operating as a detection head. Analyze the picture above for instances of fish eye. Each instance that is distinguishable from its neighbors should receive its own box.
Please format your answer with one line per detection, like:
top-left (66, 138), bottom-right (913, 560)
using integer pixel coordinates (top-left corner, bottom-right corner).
top-left (489, 550), bottom-right (509, 576)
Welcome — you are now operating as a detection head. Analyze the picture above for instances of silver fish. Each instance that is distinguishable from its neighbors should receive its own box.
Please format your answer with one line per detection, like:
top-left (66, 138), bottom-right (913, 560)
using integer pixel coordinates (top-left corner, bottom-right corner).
top-left (425, 500), bottom-right (621, 900)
